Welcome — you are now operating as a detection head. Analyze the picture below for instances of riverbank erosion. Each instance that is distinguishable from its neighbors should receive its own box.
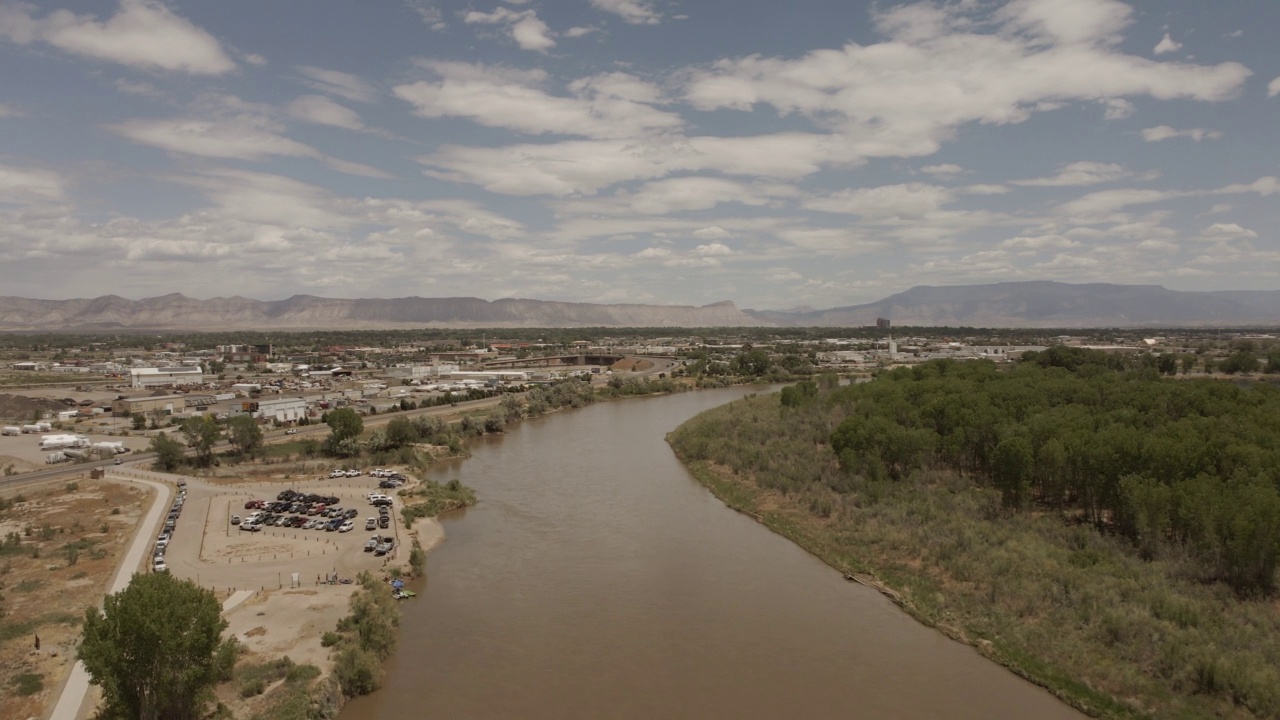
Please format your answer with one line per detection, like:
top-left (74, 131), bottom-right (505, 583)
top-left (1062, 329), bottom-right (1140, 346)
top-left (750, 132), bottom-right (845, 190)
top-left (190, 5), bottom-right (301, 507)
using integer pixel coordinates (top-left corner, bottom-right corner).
top-left (668, 389), bottom-right (1280, 720)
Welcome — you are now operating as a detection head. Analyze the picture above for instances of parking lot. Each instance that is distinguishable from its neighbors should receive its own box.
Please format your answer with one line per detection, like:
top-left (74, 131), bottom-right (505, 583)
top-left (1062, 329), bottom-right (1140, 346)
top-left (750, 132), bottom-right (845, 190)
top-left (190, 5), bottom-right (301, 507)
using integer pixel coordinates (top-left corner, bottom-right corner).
top-left (141, 468), bottom-right (414, 594)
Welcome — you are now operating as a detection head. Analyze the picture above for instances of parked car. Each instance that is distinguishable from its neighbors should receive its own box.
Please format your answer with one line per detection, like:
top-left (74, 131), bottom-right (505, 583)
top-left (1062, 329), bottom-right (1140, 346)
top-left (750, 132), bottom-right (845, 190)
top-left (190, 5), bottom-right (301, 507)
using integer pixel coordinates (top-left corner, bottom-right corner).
top-left (378, 516), bottom-right (390, 529)
top-left (153, 558), bottom-right (167, 573)
top-left (374, 540), bottom-right (393, 556)
top-left (365, 517), bottom-right (377, 531)
top-left (285, 428), bottom-right (299, 435)
top-left (339, 520), bottom-right (354, 533)
top-left (242, 522), bottom-right (262, 532)
top-left (231, 514), bottom-right (241, 525)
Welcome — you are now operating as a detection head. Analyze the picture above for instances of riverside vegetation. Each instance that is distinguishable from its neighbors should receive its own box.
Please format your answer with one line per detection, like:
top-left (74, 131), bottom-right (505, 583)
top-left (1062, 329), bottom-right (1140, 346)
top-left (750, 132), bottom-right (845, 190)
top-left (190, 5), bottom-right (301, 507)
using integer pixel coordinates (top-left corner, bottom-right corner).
top-left (668, 349), bottom-right (1280, 719)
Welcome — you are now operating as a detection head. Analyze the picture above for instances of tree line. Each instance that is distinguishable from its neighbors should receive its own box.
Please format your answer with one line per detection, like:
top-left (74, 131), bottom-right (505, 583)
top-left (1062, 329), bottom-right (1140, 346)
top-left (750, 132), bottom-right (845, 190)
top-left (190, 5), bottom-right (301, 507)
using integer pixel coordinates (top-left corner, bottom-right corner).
top-left (822, 347), bottom-right (1280, 595)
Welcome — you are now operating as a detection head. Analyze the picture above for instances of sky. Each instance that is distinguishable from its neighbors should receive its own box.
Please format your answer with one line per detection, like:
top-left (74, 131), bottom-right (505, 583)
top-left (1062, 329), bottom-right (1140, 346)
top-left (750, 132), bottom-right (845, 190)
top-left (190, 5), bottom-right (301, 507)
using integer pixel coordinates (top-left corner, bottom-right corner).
top-left (0, 0), bottom-right (1277, 310)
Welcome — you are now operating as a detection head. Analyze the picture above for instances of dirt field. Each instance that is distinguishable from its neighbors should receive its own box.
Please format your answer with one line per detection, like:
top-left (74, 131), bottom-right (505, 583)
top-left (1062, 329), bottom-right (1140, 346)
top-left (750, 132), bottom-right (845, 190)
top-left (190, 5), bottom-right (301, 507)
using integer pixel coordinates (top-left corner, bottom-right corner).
top-left (0, 477), bottom-right (151, 720)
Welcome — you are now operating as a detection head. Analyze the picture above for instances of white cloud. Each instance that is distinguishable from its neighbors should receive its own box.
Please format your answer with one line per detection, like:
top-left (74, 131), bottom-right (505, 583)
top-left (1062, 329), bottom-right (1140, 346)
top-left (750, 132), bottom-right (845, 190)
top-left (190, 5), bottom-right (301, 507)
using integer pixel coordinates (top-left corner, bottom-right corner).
top-left (109, 94), bottom-right (390, 177)
top-left (564, 26), bottom-right (598, 38)
top-left (1153, 33), bottom-right (1181, 55)
top-left (682, 0), bottom-right (1249, 164)
top-left (920, 163), bottom-right (966, 179)
top-left (243, 52), bottom-right (266, 66)
top-left (590, 0), bottom-right (661, 25)
top-left (1200, 223), bottom-right (1257, 239)
top-left (1100, 98), bottom-right (1135, 119)
top-left (113, 78), bottom-right (161, 97)
top-left (295, 66), bottom-right (378, 104)
top-left (1140, 125), bottom-right (1224, 142)
top-left (287, 95), bottom-right (365, 131)
top-left (1056, 176), bottom-right (1278, 218)
top-left (1013, 161), bottom-right (1130, 187)
top-left (463, 7), bottom-right (555, 52)
top-left (1269, 76), bottom-right (1280, 98)
top-left (0, 162), bottom-right (64, 203)
top-left (0, 102), bottom-right (20, 117)
top-left (395, 62), bottom-right (681, 139)
top-left (804, 183), bottom-right (955, 219)
top-left (0, 0), bottom-right (235, 74)
top-left (406, 1), bottom-right (446, 31)
top-left (961, 184), bottom-right (1010, 195)
top-left (695, 242), bottom-right (732, 256)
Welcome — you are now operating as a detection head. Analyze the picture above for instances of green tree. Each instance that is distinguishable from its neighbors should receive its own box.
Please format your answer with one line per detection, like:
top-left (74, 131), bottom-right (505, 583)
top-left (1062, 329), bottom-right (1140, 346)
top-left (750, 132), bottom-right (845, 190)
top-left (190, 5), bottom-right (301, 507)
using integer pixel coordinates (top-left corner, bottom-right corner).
top-left (384, 417), bottom-right (417, 449)
top-left (325, 408), bottom-right (363, 445)
top-left (180, 416), bottom-right (221, 468)
top-left (226, 416), bottom-right (263, 457)
top-left (78, 573), bottom-right (231, 720)
top-left (992, 437), bottom-right (1034, 509)
top-left (149, 433), bottom-right (184, 473)
top-left (131, 413), bottom-right (146, 431)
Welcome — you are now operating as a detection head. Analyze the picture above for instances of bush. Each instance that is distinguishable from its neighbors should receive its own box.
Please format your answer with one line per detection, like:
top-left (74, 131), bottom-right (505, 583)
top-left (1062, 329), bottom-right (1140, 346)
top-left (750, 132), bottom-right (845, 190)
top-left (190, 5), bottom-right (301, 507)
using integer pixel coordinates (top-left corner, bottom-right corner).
top-left (333, 646), bottom-right (381, 697)
top-left (320, 631), bottom-right (341, 648)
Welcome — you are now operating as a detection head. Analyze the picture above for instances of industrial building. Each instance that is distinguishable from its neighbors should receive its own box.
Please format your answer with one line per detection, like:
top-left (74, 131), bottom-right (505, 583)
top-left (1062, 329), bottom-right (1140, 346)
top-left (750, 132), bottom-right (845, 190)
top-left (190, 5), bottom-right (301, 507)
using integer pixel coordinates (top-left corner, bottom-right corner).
top-left (245, 397), bottom-right (308, 424)
top-left (112, 395), bottom-right (187, 416)
top-left (130, 366), bottom-right (204, 388)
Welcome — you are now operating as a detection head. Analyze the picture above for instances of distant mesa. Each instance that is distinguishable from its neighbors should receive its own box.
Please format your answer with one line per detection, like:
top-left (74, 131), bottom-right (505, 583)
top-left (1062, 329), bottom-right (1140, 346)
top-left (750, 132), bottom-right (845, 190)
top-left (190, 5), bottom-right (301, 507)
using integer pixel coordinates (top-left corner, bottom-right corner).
top-left (0, 282), bottom-right (1276, 330)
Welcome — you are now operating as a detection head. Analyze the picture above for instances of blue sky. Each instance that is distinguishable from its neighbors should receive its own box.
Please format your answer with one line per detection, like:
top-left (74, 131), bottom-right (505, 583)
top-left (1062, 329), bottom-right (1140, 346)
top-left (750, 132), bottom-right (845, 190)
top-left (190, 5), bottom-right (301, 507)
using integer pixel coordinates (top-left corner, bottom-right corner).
top-left (1, 0), bottom-right (1277, 309)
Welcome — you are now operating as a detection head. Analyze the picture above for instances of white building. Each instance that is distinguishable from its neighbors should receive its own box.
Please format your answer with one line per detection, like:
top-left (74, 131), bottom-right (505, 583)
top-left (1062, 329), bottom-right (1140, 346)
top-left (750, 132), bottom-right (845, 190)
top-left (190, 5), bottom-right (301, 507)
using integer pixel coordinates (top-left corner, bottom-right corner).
top-left (130, 366), bottom-right (204, 388)
top-left (254, 397), bottom-right (308, 424)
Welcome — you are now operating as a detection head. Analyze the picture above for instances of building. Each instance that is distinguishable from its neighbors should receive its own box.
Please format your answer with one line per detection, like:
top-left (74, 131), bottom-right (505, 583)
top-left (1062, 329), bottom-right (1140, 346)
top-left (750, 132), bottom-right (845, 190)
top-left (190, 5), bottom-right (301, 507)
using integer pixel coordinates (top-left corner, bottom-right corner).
top-left (246, 397), bottom-right (308, 424)
top-left (130, 366), bottom-right (204, 389)
top-left (876, 317), bottom-right (891, 330)
top-left (112, 395), bottom-right (187, 416)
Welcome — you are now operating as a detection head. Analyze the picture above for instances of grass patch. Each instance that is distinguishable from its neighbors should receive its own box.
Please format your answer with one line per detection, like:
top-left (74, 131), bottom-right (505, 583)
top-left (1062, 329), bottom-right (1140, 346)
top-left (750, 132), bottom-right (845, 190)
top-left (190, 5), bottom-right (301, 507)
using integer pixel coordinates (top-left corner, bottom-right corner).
top-left (233, 656), bottom-right (296, 697)
top-left (13, 672), bottom-right (43, 696)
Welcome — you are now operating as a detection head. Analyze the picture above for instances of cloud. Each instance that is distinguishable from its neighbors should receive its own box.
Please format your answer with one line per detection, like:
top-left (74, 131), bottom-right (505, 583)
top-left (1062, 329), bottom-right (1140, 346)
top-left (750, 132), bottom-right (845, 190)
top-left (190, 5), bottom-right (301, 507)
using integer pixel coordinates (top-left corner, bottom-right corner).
top-left (682, 0), bottom-right (1249, 164)
top-left (243, 52), bottom-right (266, 66)
top-left (1013, 161), bottom-right (1130, 187)
top-left (1269, 76), bottom-right (1280, 98)
top-left (804, 183), bottom-right (955, 219)
top-left (0, 162), bottom-right (64, 203)
top-left (0, 0), bottom-right (235, 74)
top-left (287, 95), bottom-right (365, 131)
top-left (395, 62), bottom-right (681, 139)
top-left (295, 66), bottom-right (378, 104)
top-left (109, 94), bottom-right (390, 177)
top-left (406, 0), bottom-right (446, 31)
top-left (1100, 97), bottom-right (1135, 119)
top-left (463, 7), bottom-right (554, 51)
top-left (1200, 223), bottom-right (1257, 240)
top-left (1153, 33), bottom-right (1181, 55)
top-left (1140, 125), bottom-right (1224, 142)
top-left (113, 78), bottom-right (161, 97)
top-left (920, 163), bottom-right (966, 179)
top-left (695, 242), bottom-right (732, 256)
top-left (564, 26), bottom-right (598, 38)
top-left (1056, 176), bottom-right (1278, 218)
top-left (590, 0), bottom-right (661, 25)
top-left (0, 102), bottom-right (20, 117)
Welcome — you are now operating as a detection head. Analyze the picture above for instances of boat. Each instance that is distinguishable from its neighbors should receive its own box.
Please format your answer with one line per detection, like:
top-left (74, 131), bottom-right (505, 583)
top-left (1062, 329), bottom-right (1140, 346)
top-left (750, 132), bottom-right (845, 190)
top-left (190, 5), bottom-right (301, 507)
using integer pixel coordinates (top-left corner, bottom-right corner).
top-left (392, 589), bottom-right (416, 599)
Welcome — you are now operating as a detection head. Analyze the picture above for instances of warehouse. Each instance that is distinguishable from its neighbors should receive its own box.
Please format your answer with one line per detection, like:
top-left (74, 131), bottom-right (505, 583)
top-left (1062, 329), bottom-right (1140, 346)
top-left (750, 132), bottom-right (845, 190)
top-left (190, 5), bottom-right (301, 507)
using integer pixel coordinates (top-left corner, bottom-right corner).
top-left (130, 366), bottom-right (204, 388)
top-left (246, 397), bottom-right (309, 424)
top-left (112, 395), bottom-right (187, 416)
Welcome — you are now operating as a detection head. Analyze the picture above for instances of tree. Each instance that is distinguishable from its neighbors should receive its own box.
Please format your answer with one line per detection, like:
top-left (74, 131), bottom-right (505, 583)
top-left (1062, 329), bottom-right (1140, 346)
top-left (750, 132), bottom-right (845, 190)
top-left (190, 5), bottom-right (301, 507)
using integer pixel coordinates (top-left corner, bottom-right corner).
top-left (180, 417), bottom-right (221, 468)
top-left (325, 408), bottom-right (363, 445)
top-left (226, 416), bottom-right (264, 457)
top-left (79, 573), bottom-right (231, 720)
top-left (131, 413), bottom-right (146, 431)
top-left (992, 436), bottom-right (1034, 509)
top-left (384, 417), bottom-right (417, 449)
top-left (149, 433), bottom-right (184, 473)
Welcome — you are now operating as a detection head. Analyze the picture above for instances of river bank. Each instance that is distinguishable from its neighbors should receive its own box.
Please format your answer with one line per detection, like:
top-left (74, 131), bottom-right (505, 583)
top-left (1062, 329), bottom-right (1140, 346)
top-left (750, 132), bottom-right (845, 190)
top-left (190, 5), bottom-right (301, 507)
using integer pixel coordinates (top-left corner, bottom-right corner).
top-left (668, 392), bottom-right (1280, 720)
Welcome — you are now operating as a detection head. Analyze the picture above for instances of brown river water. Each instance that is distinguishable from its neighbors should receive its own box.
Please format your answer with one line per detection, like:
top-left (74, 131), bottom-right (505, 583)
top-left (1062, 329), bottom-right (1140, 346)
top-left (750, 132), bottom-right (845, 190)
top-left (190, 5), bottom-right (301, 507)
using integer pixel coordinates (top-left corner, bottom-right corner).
top-left (340, 387), bottom-right (1087, 720)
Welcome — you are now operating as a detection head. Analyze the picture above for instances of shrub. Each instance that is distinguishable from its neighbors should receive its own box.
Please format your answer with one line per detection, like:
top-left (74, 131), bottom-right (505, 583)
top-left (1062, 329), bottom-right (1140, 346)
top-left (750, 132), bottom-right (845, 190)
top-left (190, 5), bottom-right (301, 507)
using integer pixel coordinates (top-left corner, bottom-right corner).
top-left (333, 646), bottom-right (381, 697)
top-left (15, 672), bottom-right (43, 696)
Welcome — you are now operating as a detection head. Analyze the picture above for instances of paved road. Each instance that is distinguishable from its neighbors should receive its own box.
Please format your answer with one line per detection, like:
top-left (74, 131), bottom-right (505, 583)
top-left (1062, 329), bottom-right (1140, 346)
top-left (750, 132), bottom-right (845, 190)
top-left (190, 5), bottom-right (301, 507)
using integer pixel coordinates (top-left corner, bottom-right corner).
top-left (47, 474), bottom-right (174, 720)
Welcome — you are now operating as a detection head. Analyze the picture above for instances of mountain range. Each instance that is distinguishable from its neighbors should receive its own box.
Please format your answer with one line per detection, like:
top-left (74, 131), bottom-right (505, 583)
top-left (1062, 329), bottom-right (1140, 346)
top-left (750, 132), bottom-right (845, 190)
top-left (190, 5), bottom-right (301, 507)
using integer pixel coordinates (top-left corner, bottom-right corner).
top-left (0, 282), bottom-right (1276, 331)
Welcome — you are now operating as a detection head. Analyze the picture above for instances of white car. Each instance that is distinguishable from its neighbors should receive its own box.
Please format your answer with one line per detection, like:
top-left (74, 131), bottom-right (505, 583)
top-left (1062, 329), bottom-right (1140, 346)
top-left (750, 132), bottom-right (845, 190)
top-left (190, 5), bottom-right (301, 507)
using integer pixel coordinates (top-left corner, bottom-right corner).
top-left (329, 470), bottom-right (345, 479)
top-left (346, 469), bottom-right (361, 477)
top-left (367, 493), bottom-right (391, 504)
top-left (338, 520), bottom-right (354, 532)
top-left (153, 558), bottom-right (168, 573)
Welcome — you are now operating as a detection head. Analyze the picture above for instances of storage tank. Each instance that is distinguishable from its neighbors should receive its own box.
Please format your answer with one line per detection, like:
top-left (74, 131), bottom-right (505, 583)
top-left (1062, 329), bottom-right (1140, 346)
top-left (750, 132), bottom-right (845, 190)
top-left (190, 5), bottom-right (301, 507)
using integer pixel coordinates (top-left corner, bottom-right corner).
top-left (40, 434), bottom-right (88, 450)
top-left (36, 421), bottom-right (52, 431)
top-left (21, 424), bottom-right (41, 433)
top-left (91, 441), bottom-right (126, 456)
top-left (1, 426), bottom-right (20, 436)
top-left (62, 448), bottom-right (88, 459)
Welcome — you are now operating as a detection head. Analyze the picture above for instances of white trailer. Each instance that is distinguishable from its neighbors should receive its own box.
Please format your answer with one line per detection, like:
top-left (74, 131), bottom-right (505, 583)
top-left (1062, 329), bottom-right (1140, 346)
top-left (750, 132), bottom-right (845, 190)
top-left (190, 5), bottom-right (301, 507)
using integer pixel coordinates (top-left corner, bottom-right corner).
top-left (21, 424), bottom-right (41, 433)
top-left (1, 426), bottom-right (20, 436)
top-left (46, 452), bottom-right (68, 464)
top-left (91, 441), bottom-right (127, 456)
top-left (36, 421), bottom-right (52, 431)
top-left (39, 434), bottom-right (89, 450)
top-left (63, 448), bottom-right (89, 459)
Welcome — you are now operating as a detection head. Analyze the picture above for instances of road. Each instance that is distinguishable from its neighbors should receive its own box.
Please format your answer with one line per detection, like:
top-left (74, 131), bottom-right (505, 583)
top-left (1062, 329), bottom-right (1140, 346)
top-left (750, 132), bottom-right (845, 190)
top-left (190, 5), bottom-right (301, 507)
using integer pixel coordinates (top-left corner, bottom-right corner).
top-left (47, 474), bottom-right (174, 720)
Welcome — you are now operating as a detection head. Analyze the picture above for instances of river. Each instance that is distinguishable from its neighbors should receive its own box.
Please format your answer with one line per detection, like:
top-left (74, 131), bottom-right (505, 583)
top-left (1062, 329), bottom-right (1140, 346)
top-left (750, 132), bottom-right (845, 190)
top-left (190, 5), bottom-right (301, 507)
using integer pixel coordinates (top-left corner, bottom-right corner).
top-left (340, 387), bottom-right (1086, 719)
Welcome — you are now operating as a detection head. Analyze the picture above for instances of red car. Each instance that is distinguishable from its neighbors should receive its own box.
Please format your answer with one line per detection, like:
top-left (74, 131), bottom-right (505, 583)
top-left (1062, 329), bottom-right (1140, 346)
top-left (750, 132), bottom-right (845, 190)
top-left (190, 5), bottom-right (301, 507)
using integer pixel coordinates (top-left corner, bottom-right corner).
top-left (243, 499), bottom-right (263, 510)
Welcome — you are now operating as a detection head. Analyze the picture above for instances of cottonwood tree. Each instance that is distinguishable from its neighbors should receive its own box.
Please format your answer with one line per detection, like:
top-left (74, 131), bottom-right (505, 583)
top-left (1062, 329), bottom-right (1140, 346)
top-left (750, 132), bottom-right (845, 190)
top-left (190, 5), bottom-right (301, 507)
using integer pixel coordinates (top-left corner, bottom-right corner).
top-left (226, 415), bottom-right (264, 457)
top-left (148, 433), bottom-right (184, 473)
top-left (79, 573), bottom-right (233, 720)
top-left (180, 416), bottom-right (221, 467)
